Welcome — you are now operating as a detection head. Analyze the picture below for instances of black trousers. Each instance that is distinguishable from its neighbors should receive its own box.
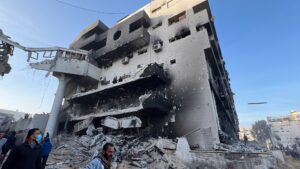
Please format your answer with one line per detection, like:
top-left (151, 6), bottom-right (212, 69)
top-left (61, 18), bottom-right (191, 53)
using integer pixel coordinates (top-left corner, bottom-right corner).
top-left (41, 156), bottom-right (49, 169)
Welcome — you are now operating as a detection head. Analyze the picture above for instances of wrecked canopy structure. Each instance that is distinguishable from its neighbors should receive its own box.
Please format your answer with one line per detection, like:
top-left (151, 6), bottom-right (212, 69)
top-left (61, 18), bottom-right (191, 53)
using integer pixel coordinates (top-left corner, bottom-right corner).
top-left (0, 29), bottom-right (14, 76)
top-left (41, 0), bottom-right (238, 150)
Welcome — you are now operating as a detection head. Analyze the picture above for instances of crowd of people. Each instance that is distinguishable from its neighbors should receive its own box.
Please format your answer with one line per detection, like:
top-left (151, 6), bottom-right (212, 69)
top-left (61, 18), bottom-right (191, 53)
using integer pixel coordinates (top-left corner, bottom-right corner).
top-left (0, 128), bottom-right (115, 169)
top-left (0, 128), bottom-right (52, 169)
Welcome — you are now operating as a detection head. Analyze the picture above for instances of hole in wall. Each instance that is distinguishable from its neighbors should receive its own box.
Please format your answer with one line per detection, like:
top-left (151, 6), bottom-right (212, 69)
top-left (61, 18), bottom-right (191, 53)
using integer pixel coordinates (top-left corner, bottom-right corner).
top-left (170, 59), bottom-right (176, 64)
top-left (113, 31), bottom-right (122, 40)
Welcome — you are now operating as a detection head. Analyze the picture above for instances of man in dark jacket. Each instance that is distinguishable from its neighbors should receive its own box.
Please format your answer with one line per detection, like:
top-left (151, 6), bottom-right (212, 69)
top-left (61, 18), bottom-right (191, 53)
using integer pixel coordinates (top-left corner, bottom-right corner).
top-left (1, 131), bottom-right (16, 156)
top-left (2, 128), bottom-right (43, 169)
top-left (41, 133), bottom-right (52, 169)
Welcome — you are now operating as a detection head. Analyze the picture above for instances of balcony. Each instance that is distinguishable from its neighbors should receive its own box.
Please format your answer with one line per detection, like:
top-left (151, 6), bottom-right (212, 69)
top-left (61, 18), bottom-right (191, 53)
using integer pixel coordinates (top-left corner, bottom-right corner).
top-left (69, 63), bottom-right (169, 104)
top-left (71, 93), bottom-right (172, 121)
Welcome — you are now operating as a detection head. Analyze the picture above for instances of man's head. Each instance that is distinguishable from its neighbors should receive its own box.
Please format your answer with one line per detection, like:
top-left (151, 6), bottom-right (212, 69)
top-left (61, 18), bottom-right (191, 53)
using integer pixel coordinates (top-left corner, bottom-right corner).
top-left (26, 128), bottom-right (41, 142)
top-left (102, 143), bottom-right (115, 160)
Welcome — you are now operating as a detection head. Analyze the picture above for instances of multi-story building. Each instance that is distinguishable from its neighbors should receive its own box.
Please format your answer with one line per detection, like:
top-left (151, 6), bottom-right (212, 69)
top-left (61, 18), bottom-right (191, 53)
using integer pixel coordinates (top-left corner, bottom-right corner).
top-left (268, 111), bottom-right (300, 148)
top-left (33, 0), bottom-right (238, 150)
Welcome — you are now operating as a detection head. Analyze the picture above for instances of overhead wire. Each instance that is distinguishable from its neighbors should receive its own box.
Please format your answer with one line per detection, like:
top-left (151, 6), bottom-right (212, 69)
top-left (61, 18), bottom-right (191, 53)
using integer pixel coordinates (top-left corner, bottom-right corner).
top-left (38, 76), bottom-right (52, 109)
top-left (55, 0), bottom-right (126, 15)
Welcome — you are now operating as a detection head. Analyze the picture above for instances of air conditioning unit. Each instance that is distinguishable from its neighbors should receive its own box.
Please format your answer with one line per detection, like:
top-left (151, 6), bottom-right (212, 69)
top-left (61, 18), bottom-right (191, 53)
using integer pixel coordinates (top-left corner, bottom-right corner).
top-left (153, 40), bottom-right (163, 53)
top-left (122, 56), bottom-right (129, 65)
top-left (100, 76), bottom-right (109, 85)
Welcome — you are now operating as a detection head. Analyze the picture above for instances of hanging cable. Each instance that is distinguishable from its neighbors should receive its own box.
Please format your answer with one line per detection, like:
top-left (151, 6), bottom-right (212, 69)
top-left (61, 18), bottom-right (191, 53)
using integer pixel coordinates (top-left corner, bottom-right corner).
top-left (38, 76), bottom-right (52, 108)
top-left (55, 0), bottom-right (125, 15)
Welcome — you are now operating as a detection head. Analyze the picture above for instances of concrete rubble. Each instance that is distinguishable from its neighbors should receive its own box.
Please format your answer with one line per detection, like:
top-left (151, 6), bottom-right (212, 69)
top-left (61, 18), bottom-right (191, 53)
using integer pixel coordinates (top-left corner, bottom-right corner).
top-left (214, 142), bottom-right (269, 153)
top-left (101, 116), bottom-right (142, 130)
top-left (46, 133), bottom-right (188, 169)
top-left (46, 130), bottom-right (280, 169)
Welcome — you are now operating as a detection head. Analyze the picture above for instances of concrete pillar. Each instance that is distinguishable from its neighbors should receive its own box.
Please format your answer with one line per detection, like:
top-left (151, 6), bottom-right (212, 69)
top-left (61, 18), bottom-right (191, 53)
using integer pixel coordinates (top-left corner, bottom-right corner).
top-left (44, 74), bottom-right (70, 138)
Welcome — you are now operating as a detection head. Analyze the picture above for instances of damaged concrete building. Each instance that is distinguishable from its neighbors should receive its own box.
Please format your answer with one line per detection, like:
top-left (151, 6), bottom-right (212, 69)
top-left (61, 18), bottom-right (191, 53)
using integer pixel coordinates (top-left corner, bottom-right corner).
top-left (29, 0), bottom-right (238, 150)
top-left (64, 0), bottom-right (239, 150)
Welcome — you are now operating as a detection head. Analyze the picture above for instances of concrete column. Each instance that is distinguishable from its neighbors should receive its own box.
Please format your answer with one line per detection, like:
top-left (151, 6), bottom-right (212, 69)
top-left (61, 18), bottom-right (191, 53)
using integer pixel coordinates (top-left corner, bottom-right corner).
top-left (44, 74), bottom-right (70, 138)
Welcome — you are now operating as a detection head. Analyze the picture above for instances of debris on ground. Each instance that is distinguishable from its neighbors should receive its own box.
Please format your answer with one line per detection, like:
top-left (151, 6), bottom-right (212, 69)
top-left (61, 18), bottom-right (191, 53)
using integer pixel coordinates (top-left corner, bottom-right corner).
top-left (46, 132), bottom-right (188, 169)
top-left (214, 142), bottom-right (269, 153)
top-left (46, 131), bottom-right (280, 169)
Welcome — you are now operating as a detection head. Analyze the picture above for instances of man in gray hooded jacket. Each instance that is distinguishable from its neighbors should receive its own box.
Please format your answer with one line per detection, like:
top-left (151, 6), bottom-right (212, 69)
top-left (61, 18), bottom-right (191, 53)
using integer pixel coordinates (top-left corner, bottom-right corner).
top-left (85, 143), bottom-right (115, 169)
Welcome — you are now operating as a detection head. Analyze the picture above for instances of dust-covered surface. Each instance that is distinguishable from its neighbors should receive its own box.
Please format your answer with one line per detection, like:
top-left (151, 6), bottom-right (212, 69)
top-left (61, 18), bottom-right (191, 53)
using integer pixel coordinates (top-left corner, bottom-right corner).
top-left (46, 133), bottom-right (188, 169)
top-left (46, 132), bottom-right (280, 169)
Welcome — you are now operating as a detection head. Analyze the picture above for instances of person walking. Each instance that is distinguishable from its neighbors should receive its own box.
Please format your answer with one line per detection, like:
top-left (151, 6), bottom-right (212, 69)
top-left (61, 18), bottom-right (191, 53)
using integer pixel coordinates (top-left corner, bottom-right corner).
top-left (85, 143), bottom-right (115, 169)
top-left (243, 134), bottom-right (248, 146)
top-left (0, 132), bottom-right (7, 163)
top-left (1, 131), bottom-right (16, 156)
top-left (2, 128), bottom-right (43, 169)
top-left (41, 133), bottom-right (52, 169)
top-left (0, 132), bottom-right (7, 154)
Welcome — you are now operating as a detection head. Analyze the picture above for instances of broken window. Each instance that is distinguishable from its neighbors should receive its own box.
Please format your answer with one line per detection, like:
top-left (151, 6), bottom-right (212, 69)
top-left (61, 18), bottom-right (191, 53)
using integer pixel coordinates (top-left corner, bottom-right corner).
top-left (129, 18), bottom-right (150, 33)
top-left (168, 11), bottom-right (186, 26)
top-left (97, 38), bottom-right (107, 49)
top-left (112, 76), bottom-right (118, 84)
top-left (196, 24), bottom-right (204, 32)
top-left (193, 1), bottom-right (208, 14)
top-left (138, 48), bottom-right (147, 55)
top-left (152, 6), bottom-right (162, 13)
top-left (122, 57), bottom-right (129, 65)
top-left (100, 77), bottom-right (110, 85)
top-left (169, 28), bottom-right (191, 43)
top-left (81, 38), bottom-right (106, 51)
top-left (127, 53), bottom-right (133, 59)
top-left (153, 40), bottom-right (163, 53)
top-left (130, 20), bottom-right (142, 33)
top-left (152, 21), bottom-right (162, 30)
top-left (196, 23), bottom-right (213, 37)
top-left (169, 37), bottom-right (176, 43)
top-left (170, 59), bottom-right (176, 64)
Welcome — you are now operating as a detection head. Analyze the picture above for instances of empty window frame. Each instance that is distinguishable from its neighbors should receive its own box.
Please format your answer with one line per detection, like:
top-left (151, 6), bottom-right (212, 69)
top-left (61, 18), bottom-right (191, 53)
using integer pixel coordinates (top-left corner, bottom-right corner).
top-left (130, 20), bottom-right (142, 33)
top-left (129, 18), bottom-right (150, 33)
top-left (196, 23), bottom-right (213, 36)
top-left (96, 38), bottom-right (107, 49)
top-left (152, 6), bottom-right (162, 13)
top-left (168, 28), bottom-right (191, 43)
top-left (168, 11), bottom-right (186, 26)
top-left (193, 1), bottom-right (208, 14)
top-left (152, 21), bottom-right (162, 29)
top-left (138, 48), bottom-right (148, 55)
top-left (82, 38), bottom-right (107, 50)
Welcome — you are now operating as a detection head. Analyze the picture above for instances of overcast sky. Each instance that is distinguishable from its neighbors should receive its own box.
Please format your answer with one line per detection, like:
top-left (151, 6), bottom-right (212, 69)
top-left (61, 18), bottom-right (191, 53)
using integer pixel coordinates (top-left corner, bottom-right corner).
top-left (0, 0), bottom-right (299, 128)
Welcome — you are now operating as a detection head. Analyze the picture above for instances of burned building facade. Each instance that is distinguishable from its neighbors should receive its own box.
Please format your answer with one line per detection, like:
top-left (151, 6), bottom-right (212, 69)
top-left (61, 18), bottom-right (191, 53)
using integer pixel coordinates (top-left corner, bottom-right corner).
top-left (55, 0), bottom-right (239, 150)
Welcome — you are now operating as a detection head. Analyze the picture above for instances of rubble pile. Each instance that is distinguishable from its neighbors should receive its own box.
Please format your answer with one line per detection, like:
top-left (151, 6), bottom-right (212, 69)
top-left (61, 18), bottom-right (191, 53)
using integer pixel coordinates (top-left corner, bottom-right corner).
top-left (46, 132), bottom-right (188, 169)
top-left (214, 142), bottom-right (269, 153)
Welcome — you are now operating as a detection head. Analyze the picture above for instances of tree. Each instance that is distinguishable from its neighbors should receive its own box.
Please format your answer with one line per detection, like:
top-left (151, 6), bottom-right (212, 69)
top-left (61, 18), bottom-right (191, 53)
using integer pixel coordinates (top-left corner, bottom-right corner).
top-left (251, 120), bottom-right (271, 146)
